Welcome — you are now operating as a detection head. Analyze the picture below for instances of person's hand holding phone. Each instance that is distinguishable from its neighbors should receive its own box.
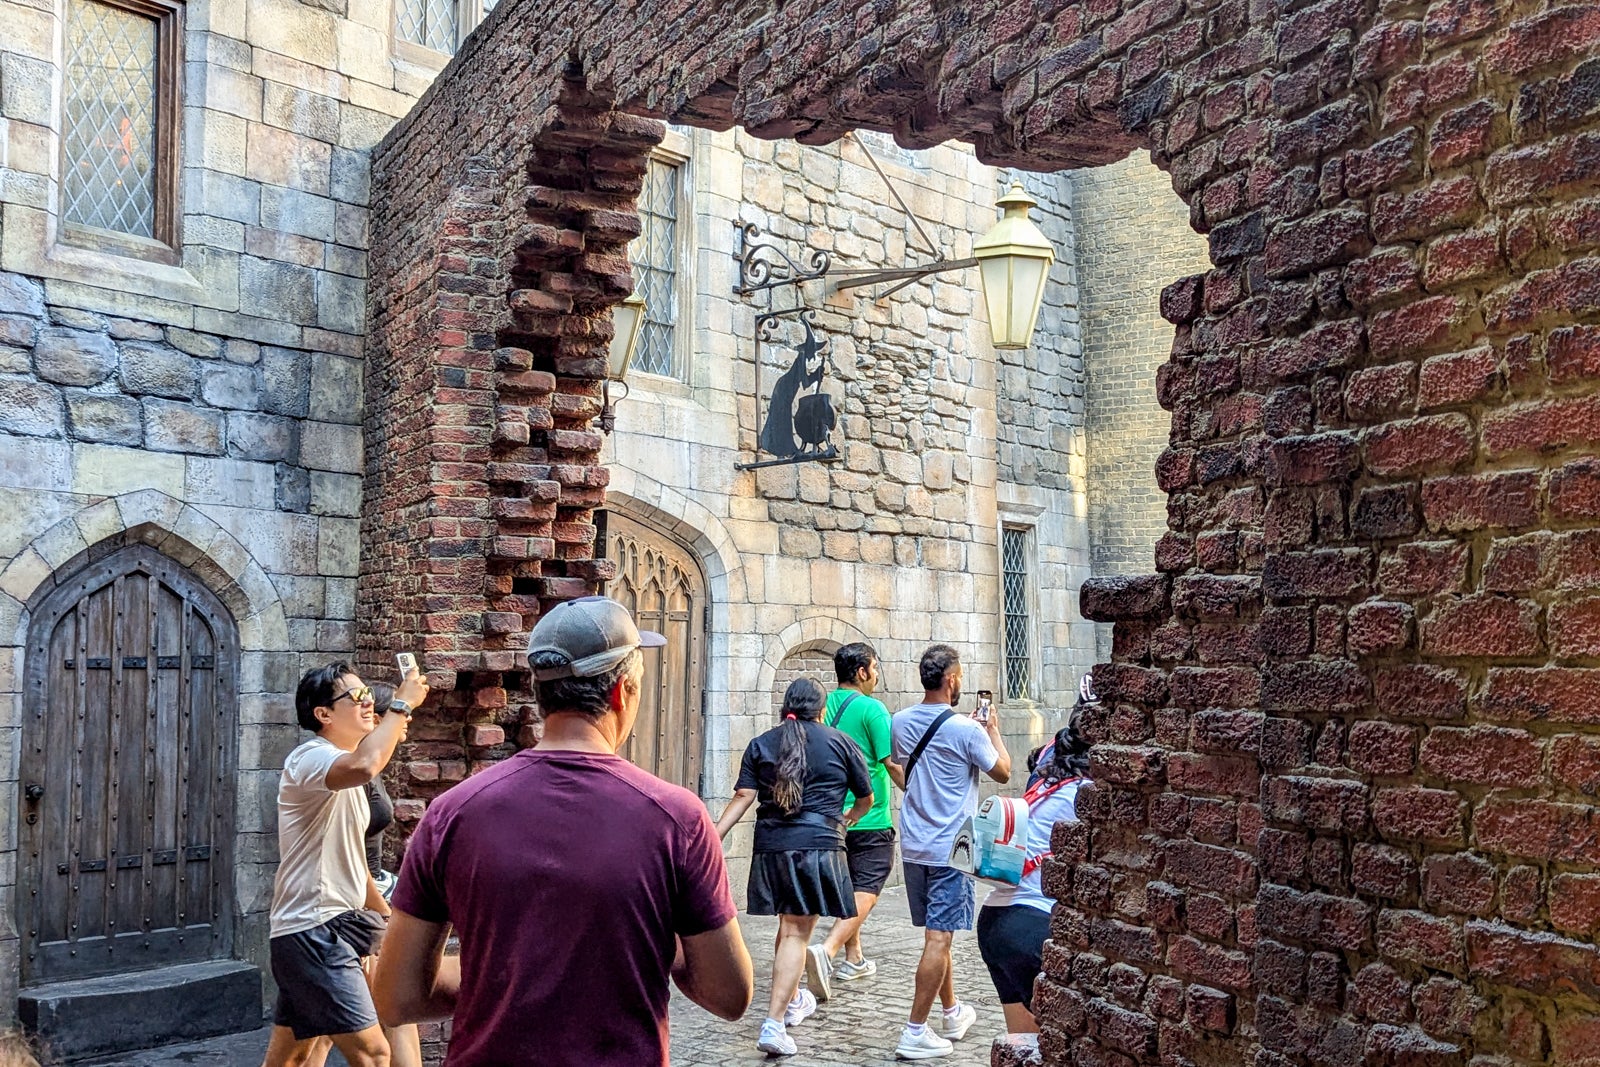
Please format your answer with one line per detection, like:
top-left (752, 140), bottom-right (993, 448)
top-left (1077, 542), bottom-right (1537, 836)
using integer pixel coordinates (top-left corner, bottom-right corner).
top-left (395, 653), bottom-right (430, 709)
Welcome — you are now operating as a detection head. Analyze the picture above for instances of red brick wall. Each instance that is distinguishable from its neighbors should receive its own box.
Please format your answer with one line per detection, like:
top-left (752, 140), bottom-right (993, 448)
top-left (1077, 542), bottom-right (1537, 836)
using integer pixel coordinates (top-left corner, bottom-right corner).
top-left (366, 1), bottom-right (1600, 1063)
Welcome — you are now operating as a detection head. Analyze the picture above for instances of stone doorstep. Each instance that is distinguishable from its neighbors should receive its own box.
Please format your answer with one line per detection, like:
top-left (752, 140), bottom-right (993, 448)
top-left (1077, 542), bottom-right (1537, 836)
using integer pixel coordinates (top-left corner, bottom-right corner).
top-left (17, 960), bottom-right (263, 1064)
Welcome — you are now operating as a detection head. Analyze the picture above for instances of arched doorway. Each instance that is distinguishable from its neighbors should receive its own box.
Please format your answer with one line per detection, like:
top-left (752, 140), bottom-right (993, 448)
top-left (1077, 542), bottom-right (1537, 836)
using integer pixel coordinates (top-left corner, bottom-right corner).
top-left (603, 511), bottom-right (707, 794)
top-left (18, 544), bottom-right (239, 985)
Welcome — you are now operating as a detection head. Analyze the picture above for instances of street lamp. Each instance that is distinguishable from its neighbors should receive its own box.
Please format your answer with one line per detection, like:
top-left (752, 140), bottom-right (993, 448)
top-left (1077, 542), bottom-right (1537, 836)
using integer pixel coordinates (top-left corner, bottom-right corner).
top-left (972, 183), bottom-right (1056, 350)
top-left (819, 182), bottom-right (1056, 351)
top-left (600, 290), bottom-right (646, 435)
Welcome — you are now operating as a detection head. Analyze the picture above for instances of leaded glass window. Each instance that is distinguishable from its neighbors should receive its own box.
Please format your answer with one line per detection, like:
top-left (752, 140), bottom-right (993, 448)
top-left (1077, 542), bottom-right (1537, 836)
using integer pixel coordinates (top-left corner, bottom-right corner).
top-left (628, 159), bottom-right (681, 379)
top-left (1002, 527), bottom-right (1034, 701)
top-left (396, 0), bottom-right (458, 52)
top-left (62, 0), bottom-right (164, 240)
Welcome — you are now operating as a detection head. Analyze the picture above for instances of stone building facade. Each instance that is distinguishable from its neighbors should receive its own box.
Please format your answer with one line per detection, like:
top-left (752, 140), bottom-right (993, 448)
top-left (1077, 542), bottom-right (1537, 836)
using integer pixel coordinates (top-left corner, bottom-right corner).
top-left (0, 0), bottom-right (1191, 1049)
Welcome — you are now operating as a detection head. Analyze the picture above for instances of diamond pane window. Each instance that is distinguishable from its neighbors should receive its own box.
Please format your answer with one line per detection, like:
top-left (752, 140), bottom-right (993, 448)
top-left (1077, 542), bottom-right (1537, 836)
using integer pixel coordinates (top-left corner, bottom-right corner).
top-left (628, 159), bottom-right (681, 379)
top-left (1001, 527), bottom-right (1033, 702)
top-left (62, 0), bottom-right (161, 239)
top-left (396, 0), bottom-right (459, 53)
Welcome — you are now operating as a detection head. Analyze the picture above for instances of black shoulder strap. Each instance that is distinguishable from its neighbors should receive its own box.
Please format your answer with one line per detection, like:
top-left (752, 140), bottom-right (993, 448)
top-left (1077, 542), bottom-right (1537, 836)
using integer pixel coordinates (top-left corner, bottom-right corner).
top-left (828, 691), bottom-right (862, 729)
top-left (903, 709), bottom-right (956, 783)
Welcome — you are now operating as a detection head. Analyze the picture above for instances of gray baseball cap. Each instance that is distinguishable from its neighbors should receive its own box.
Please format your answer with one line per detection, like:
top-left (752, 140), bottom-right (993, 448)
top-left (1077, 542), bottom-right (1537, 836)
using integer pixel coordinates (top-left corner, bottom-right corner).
top-left (527, 595), bottom-right (665, 681)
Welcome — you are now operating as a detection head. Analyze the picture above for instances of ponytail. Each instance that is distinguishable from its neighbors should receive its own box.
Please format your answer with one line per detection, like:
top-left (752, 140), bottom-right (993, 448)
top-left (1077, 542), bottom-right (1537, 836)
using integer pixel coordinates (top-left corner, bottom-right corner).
top-left (772, 677), bottom-right (826, 815)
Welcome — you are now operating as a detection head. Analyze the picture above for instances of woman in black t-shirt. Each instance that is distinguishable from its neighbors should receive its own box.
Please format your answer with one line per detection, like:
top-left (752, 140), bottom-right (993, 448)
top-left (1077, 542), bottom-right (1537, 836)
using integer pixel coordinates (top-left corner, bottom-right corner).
top-left (716, 678), bottom-right (873, 1056)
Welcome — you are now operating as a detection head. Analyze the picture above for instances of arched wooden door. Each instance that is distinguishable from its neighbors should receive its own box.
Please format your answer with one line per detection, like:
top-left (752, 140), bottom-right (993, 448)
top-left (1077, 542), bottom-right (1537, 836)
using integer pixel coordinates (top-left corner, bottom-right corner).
top-left (18, 544), bottom-right (239, 984)
top-left (604, 512), bottom-right (708, 795)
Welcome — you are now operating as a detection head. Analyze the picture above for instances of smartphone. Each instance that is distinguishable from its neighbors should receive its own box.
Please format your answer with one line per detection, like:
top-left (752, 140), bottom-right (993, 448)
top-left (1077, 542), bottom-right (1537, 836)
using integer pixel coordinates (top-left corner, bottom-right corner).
top-left (396, 652), bottom-right (418, 679)
top-left (974, 690), bottom-right (993, 722)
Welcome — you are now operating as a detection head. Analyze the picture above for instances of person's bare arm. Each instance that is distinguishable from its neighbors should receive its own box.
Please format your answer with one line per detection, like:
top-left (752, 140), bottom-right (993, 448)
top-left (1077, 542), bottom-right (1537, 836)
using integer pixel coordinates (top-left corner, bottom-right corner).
top-left (372, 910), bottom-right (460, 1025)
top-left (843, 792), bottom-right (873, 828)
top-left (884, 758), bottom-right (906, 791)
top-left (326, 674), bottom-right (429, 790)
top-left (364, 874), bottom-right (391, 917)
top-left (713, 790), bottom-right (758, 840)
top-left (983, 710), bottom-right (1012, 784)
top-left (672, 917), bottom-right (753, 1021)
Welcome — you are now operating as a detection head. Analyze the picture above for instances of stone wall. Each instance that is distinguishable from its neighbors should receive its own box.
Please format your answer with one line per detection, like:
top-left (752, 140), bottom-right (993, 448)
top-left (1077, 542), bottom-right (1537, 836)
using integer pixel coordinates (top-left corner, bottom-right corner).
top-left (375, 1), bottom-right (1600, 1065)
top-left (1073, 153), bottom-right (1214, 660)
top-left (0, 0), bottom-right (436, 1015)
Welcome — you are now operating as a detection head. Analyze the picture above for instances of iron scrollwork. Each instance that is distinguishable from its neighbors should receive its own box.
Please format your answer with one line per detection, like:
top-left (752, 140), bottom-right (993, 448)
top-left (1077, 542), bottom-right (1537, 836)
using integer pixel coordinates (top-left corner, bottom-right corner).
top-left (734, 222), bottom-right (832, 295)
top-left (735, 308), bottom-right (840, 471)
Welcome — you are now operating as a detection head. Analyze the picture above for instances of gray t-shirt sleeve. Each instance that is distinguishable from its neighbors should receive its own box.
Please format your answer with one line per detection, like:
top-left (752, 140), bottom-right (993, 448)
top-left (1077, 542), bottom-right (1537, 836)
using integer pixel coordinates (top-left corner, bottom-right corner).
top-left (967, 721), bottom-right (999, 774)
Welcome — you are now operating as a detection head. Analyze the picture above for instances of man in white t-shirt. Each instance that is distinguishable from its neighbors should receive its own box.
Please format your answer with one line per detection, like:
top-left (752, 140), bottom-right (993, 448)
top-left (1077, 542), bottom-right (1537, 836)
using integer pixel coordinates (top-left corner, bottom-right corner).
top-left (890, 644), bottom-right (1011, 1060)
top-left (261, 661), bottom-right (428, 1067)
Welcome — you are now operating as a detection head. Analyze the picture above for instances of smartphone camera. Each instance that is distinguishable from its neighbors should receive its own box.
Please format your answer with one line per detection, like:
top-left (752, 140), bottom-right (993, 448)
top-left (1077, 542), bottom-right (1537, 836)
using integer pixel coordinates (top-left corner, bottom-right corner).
top-left (975, 690), bottom-right (993, 723)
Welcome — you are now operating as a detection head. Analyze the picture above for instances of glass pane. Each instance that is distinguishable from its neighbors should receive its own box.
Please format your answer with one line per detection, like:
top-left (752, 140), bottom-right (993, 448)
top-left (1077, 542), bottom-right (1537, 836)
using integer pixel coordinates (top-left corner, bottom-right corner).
top-left (628, 159), bottom-right (681, 378)
top-left (62, 0), bottom-right (159, 239)
top-left (1001, 528), bottom-right (1032, 701)
top-left (397, 0), bottom-right (458, 52)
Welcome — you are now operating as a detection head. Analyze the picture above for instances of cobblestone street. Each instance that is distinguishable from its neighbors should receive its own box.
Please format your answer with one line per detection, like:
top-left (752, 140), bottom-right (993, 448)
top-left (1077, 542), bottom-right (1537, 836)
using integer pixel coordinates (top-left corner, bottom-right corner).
top-left (85, 886), bottom-right (1005, 1067)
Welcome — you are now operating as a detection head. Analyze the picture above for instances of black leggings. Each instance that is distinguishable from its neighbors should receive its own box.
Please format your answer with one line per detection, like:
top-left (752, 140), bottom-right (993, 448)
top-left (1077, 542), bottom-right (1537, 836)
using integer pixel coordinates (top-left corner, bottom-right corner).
top-left (976, 904), bottom-right (1050, 1009)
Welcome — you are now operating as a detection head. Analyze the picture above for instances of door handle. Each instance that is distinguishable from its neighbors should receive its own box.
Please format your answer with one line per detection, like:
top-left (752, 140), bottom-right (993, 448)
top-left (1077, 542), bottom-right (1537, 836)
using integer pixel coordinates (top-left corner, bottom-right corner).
top-left (24, 784), bottom-right (44, 803)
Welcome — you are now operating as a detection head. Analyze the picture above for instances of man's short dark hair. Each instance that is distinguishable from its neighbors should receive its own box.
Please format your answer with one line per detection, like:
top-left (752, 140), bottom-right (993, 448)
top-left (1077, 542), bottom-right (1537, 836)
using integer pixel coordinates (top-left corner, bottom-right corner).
top-left (834, 642), bottom-right (877, 686)
top-left (919, 644), bottom-right (960, 692)
top-left (296, 661), bottom-right (354, 733)
top-left (533, 648), bottom-right (643, 719)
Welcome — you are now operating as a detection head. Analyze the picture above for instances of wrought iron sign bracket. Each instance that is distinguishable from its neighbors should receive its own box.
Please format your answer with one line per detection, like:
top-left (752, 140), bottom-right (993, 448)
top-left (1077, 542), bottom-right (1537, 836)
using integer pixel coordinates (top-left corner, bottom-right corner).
top-left (734, 308), bottom-right (842, 472)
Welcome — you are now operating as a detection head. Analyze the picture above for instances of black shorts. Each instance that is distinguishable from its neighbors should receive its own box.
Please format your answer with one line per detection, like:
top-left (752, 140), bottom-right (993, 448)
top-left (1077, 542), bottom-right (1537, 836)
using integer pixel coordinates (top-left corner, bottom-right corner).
top-left (845, 828), bottom-right (896, 896)
top-left (270, 910), bottom-right (385, 1039)
top-left (977, 904), bottom-right (1051, 1008)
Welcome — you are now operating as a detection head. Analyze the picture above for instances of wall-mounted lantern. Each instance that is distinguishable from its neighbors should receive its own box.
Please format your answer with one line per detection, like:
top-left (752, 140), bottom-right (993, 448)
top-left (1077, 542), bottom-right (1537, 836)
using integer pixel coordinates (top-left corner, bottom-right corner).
top-left (600, 290), bottom-right (646, 435)
top-left (972, 184), bottom-right (1056, 350)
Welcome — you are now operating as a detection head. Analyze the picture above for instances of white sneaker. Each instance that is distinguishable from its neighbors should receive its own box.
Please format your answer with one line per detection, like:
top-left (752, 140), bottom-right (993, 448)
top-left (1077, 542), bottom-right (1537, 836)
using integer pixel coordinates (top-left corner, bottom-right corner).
top-left (804, 943), bottom-right (833, 1001)
top-left (833, 956), bottom-right (877, 981)
top-left (938, 1002), bottom-right (976, 1040)
top-left (758, 1018), bottom-right (796, 1056)
top-left (895, 1026), bottom-right (954, 1060)
top-left (784, 988), bottom-right (817, 1027)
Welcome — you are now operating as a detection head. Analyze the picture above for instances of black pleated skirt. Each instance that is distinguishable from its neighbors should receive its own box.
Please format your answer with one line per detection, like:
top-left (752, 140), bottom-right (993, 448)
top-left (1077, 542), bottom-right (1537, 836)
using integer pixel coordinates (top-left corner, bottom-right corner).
top-left (747, 849), bottom-right (859, 918)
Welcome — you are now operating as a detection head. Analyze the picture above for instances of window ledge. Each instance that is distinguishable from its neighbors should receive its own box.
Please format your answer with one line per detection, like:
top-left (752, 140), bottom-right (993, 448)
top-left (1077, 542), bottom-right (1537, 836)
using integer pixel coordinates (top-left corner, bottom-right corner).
top-left (2, 203), bottom-right (213, 313)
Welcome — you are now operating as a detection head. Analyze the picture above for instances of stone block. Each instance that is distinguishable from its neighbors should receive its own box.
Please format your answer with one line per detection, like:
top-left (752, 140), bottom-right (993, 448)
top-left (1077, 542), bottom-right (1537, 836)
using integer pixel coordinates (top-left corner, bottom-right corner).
top-left (185, 456), bottom-right (275, 509)
top-left (168, 328), bottom-right (225, 359)
top-left (309, 470), bottom-right (361, 516)
top-left (309, 354), bottom-right (362, 423)
top-left (201, 63), bottom-right (264, 121)
top-left (228, 411), bottom-right (297, 462)
top-left (275, 463), bottom-right (311, 512)
top-left (259, 187), bottom-right (336, 242)
top-left (333, 202), bottom-right (369, 248)
top-left (143, 399), bottom-right (225, 455)
top-left (0, 274), bottom-right (45, 317)
top-left (201, 363), bottom-right (261, 409)
top-left (0, 376), bottom-right (63, 437)
top-left (0, 53), bottom-right (53, 126)
top-left (33, 327), bottom-right (117, 386)
top-left (193, 167), bottom-right (262, 226)
top-left (246, 122), bottom-right (333, 194)
top-left (316, 271), bottom-right (364, 334)
top-left (64, 390), bottom-right (143, 445)
top-left (317, 517), bottom-right (360, 576)
top-left (330, 147), bottom-right (371, 203)
top-left (261, 348), bottom-right (311, 416)
top-left (299, 421), bottom-right (362, 473)
top-left (119, 341), bottom-right (199, 398)
top-left (238, 256), bottom-right (318, 323)
top-left (0, 314), bottom-right (38, 348)
top-left (17, 960), bottom-right (262, 1061)
top-left (261, 82), bottom-right (341, 141)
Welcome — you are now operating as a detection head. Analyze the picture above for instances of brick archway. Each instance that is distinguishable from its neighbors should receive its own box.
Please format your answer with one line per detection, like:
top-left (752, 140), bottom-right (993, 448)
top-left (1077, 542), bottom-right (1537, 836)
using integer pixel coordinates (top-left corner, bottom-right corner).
top-left (363, 4), bottom-right (1600, 1064)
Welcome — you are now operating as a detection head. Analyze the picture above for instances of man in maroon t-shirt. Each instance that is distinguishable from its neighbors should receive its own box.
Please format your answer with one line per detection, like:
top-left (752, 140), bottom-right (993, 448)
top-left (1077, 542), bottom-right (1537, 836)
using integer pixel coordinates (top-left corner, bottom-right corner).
top-left (373, 597), bottom-right (753, 1066)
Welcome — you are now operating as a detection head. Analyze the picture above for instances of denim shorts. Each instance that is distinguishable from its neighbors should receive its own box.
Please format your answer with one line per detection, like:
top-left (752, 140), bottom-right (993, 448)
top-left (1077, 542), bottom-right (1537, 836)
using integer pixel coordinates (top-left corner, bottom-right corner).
top-left (904, 861), bottom-right (975, 932)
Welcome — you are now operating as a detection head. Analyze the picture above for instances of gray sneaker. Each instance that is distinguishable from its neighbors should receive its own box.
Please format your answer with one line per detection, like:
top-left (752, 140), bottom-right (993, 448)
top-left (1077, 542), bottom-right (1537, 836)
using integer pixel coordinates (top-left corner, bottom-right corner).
top-left (833, 956), bottom-right (877, 981)
top-left (804, 943), bottom-right (833, 1001)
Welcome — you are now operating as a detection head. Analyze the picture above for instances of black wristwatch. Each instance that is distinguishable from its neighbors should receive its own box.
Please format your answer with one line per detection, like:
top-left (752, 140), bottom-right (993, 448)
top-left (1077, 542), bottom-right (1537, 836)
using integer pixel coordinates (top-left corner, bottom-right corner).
top-left (386, 699), bottom-right (414, 720)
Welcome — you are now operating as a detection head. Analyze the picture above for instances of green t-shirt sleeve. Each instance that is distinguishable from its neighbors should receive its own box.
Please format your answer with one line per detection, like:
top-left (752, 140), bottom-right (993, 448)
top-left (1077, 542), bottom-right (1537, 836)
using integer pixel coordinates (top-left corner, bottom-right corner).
top-left (865, 705), bottom-right (893, 764)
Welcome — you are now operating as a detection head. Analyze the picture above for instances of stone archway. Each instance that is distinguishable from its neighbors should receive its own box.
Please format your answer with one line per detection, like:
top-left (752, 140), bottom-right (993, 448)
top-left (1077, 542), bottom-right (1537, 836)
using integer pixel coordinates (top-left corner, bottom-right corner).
top-left (362, 5), bottom-right (1600, 1064)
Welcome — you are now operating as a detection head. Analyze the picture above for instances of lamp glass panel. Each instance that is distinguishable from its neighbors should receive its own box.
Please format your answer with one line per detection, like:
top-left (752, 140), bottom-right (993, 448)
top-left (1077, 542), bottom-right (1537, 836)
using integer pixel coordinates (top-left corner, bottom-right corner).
top-left (978, 256), bottom-right (1012, 348)
top-left (609, 300), bottom-right (643, 379)
top-left (1007, 255), bottom-right (1048, 349)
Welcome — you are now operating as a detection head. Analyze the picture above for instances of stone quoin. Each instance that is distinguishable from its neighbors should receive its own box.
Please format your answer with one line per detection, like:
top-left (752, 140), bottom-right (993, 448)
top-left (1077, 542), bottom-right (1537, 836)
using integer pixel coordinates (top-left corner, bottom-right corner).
top-left (361, 0), bottom-right (1600, 1064)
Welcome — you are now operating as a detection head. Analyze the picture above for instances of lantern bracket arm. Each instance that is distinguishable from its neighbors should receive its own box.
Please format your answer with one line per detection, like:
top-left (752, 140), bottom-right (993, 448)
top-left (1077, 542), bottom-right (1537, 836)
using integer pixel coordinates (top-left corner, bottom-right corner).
top-left (829, 256), bottom-right (980, 293)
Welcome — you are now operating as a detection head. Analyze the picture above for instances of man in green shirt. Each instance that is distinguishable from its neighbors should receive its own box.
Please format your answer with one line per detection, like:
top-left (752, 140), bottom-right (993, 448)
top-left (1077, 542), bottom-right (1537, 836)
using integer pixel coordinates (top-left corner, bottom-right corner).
top-left (803, 642), bottom-right (905, 1002)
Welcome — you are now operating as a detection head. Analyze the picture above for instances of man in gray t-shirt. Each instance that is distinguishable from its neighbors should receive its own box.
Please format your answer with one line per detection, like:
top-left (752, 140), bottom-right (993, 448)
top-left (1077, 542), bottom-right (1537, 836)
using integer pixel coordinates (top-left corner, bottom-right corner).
top-left (888, 644), bottom-right (1011, 1060)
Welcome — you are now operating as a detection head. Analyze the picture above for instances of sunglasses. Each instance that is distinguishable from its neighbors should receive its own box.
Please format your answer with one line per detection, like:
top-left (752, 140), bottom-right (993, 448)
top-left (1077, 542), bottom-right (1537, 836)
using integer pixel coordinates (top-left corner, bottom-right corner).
top-left (333, 685), bottom-right (374, 707)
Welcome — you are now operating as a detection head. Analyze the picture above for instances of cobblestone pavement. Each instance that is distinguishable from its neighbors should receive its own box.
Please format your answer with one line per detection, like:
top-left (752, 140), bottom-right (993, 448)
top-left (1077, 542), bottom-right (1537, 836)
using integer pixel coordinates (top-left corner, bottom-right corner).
top-left (76, 886), bottom-right (1005, 1067)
